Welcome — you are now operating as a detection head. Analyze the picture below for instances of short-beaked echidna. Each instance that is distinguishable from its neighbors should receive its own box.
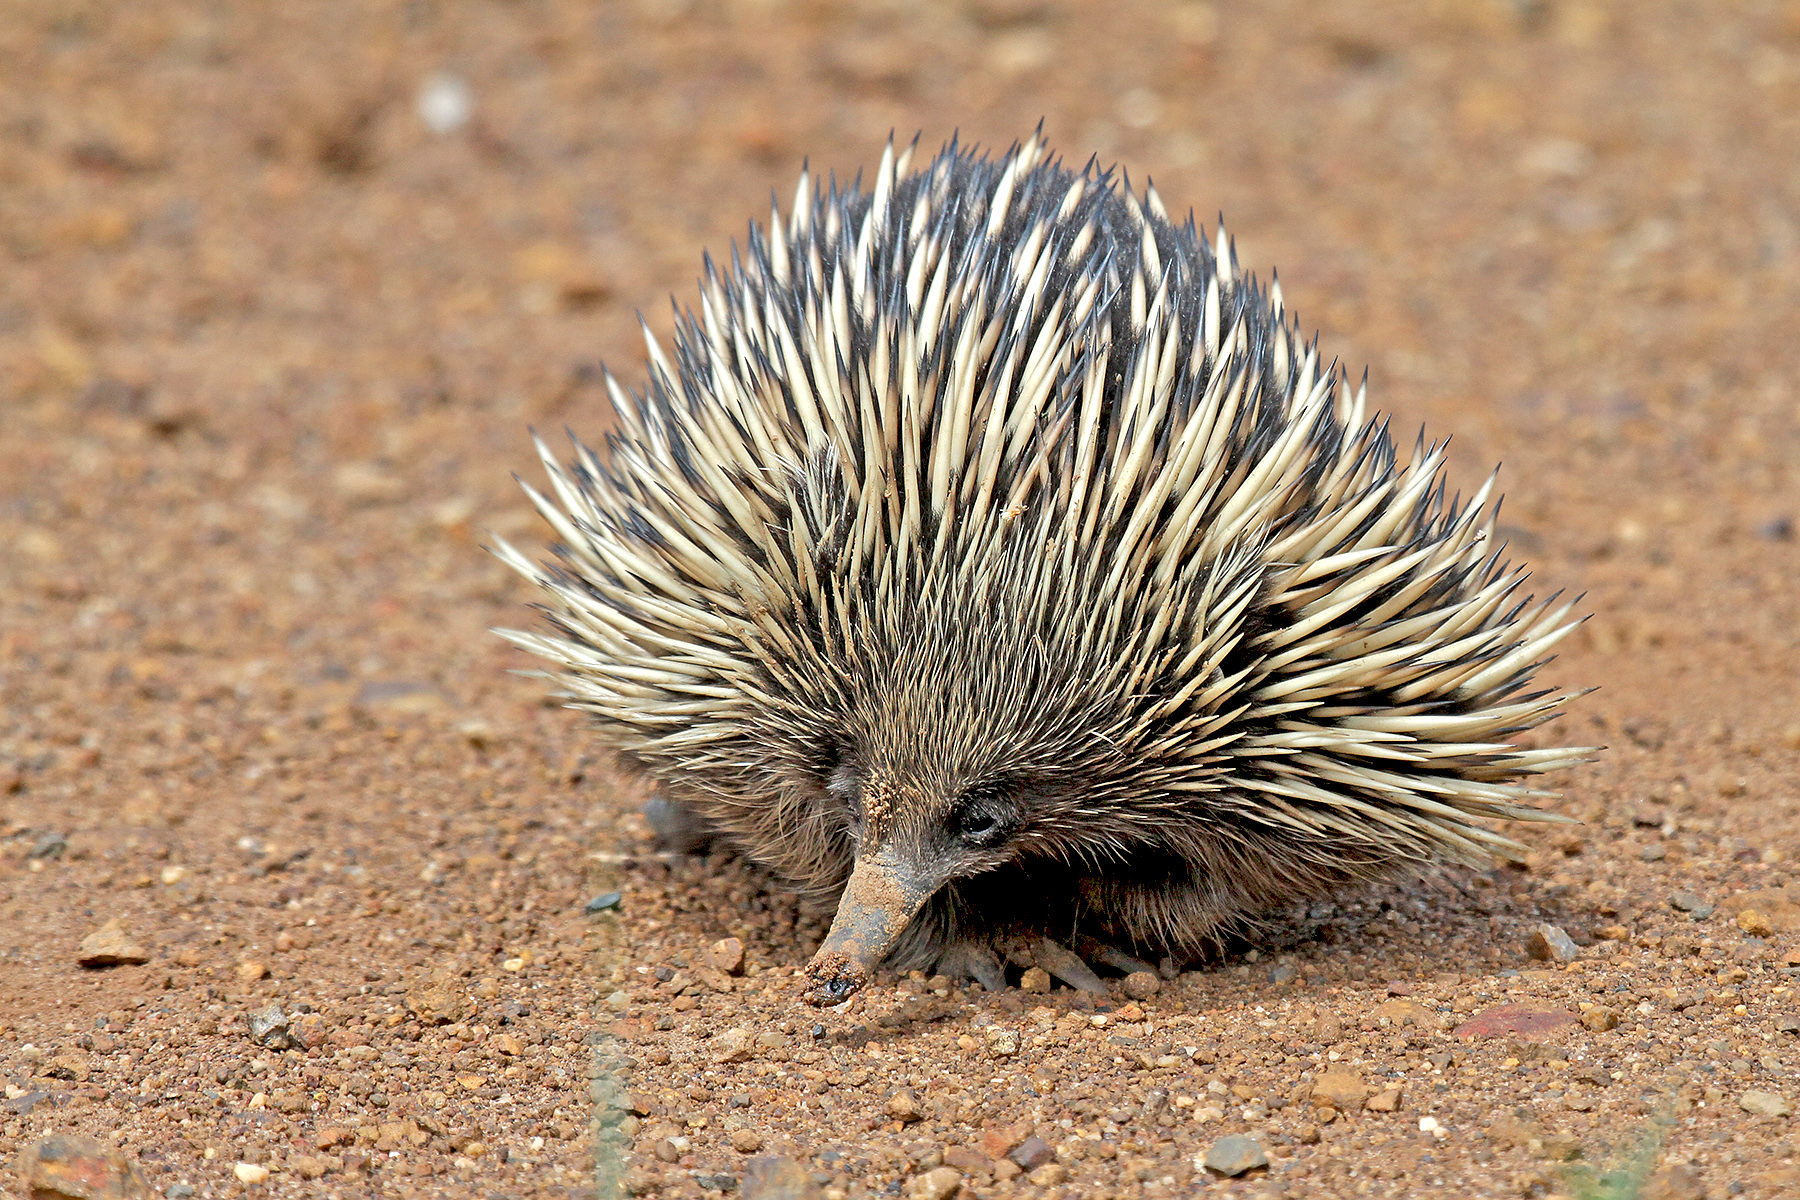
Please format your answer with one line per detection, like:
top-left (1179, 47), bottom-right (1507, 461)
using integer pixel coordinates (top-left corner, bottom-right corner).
top-left (496, 134), bottom-right (1590, 1005)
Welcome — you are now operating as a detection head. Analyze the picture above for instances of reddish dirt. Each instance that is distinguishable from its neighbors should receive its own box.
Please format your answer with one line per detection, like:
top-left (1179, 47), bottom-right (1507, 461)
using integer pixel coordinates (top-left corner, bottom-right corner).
top-left (3, 3), bottom-right (1798, 1199)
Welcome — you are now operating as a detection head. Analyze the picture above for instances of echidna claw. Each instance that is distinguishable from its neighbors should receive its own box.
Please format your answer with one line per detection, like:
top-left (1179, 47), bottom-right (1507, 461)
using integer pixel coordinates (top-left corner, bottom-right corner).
top-left (1072, 935), bottom-right (1158, 978)
top-left (1026, 937), bottom-right (1108, 994)
top-left (934, 941), bottom-right (1007, 994)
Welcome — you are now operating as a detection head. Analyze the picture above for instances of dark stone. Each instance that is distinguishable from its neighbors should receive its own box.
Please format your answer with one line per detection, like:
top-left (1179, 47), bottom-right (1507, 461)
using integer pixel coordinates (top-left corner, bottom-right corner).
top-left (1668, 893), bottom-right (1715, 920)
top-left (5, 1089), bottom-right (52, 1115)
top-left (1203, 1134), bottom-right (1268, 1177)
top-left (28, 832), bottom-right (68, 859)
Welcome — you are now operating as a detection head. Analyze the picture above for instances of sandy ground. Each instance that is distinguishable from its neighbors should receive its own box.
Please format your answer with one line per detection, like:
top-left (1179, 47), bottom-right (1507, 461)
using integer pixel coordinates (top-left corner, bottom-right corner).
top-left (3, 1), bottom-right (1799, 1198)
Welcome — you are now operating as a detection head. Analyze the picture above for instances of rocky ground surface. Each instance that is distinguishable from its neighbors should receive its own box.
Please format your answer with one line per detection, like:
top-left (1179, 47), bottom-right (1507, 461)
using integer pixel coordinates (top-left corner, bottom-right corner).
top-left (3, 2), bottom-right (1799, 1198)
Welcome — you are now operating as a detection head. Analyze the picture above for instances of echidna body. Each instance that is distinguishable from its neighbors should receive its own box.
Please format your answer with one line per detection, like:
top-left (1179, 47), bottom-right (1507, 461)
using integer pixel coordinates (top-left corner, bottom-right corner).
top-left (497, 135), bottom-right (1588, 1004)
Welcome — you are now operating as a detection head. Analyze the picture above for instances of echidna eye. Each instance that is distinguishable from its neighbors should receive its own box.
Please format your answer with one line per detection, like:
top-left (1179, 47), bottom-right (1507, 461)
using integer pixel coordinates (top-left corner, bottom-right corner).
top-left (948, 798), bottom-right (1008, 846)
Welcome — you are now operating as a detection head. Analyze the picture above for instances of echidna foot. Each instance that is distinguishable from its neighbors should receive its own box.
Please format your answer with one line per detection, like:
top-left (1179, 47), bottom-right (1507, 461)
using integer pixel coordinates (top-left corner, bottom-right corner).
top-left (1069, 935), bottom-right (1157, 978)
top-left (1003, 936), bottom-right (1108, 994)
top-left (642, 794), bottom-right (718, 855)
top-left (932, 941), bottom-right (1007, 993)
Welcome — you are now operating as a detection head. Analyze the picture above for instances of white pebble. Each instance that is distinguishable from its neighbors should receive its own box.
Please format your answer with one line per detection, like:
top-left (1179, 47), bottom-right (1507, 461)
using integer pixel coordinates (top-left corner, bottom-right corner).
top-left (1418, 1116), bottom-right (1447, 1139)
top-left (418, 73), bottom-right (473, 135)
top-left (233, 1162), bottom-right (270, 1185)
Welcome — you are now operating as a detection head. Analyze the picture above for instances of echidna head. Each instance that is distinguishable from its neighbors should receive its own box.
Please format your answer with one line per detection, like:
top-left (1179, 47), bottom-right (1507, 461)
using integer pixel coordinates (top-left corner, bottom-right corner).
top-left (802, 754), bottom-right (1043, 1005)
top-left (802, 752), bottom-right (1029, 1007)
top-left (784, 557), bottom-right (1191, 1005)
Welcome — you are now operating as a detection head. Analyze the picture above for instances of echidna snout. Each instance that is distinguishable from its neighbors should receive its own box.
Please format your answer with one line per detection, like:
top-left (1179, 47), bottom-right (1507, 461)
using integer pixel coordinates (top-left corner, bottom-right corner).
top-left (800, 773), bottom-right (1017, 1004)
top-left (497, 133), bottom-right (1593, 1004)
top-left (800, 844), bottom-right (926, 1005)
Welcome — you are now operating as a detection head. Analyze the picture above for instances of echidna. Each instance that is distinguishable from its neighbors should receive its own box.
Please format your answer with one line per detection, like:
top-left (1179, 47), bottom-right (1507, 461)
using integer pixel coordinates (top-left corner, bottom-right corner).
top-left (496, 134), bottom-right (1590, 1006)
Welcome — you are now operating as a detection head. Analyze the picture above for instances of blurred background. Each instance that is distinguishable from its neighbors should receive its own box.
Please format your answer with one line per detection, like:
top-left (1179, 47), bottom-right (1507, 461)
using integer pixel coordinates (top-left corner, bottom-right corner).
top-left (5, 0), bottom-right (1798, 731)
top-left (3, 3), bottom-right (1799, 1194)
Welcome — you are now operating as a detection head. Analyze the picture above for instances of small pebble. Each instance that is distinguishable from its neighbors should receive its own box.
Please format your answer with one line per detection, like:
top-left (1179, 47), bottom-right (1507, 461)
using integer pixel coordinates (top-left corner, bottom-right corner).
top-left (1007, 1137), bottom-right (1054, 1171)
top-left (77, 919), bottom-right (149, 967)
top-left (28, 832), bottom-right (68, 859)
top-left (885, 1090), bottom-right (924, 1122)
top-left (233, 1162), bottom-right (270, 1185)
top-left (942, 1147), bottom-right (991, 1174)
top-left (712, 1027), bottom-right (754, 1064)
top-left (1580, 1005), bottom-right (1621, 1031)
top-left (1740, 1090), bottom-right (1792, 1118)
top-left (741, 1155), bottom-right (820, 1200)
top-left (20, 1134), bottom-right (148, 1200)
top-left (584, 891), bottom-right (623, 913)
top-left (979, 1126), bottom-right (1023, 1159)
top-left (1019, 967), bottom-right (1050, 994)
top-left (1526, 923), bottom-right (1580, 963)
top-left (1121, 970), bottom-right (1161, 999)
top-left (730, 1128), bottom-right (765, 1153)
top-left (1365, 1088), bottom-right (1402, 1112)
top-left (417, 72), bottom-right (474, 135)
top-left (1202, 1134), bottom-right (1268, 1177)
top-left (245, 1004), bottom-right (293, 1049)
top-left (1669, 892), bottom-right (1714, 919)
top-left (1738, 909), bottom-right (1774, 937)
top-left (707, 936), bottom-right (746, 976)
top-left (1309, 1070), bottom-right (1367, 1110)
top-left (910, 1165), bottom-right (962, 1200)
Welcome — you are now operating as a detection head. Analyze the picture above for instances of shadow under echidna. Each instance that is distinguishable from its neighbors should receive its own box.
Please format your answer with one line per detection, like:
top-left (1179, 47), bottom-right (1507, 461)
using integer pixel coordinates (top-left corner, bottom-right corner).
top-left (495, 133), bottom-right (1593, 1006)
